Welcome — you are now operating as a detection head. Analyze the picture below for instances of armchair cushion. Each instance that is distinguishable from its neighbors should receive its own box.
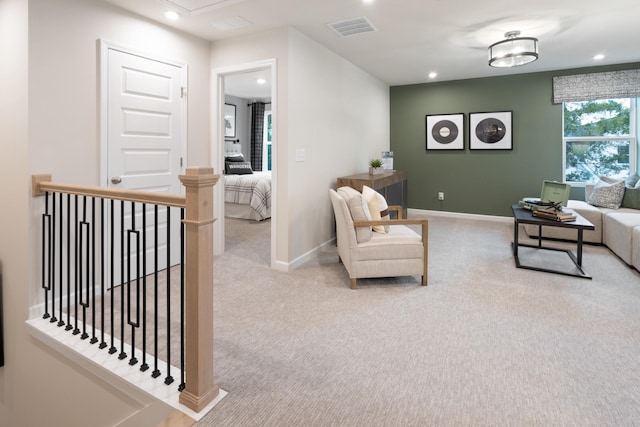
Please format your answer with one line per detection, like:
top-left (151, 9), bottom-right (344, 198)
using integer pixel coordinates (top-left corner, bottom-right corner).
top-left (337, 186), bottom-right (372, 243)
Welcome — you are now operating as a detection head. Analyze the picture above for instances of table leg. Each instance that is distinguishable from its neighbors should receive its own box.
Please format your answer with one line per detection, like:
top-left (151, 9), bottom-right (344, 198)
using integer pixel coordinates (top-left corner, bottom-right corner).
top-left (577, 229), bottom-right (584, 266)
top-left (513, 218), bottom-right (519, 257)
top-left (537, 225), bottom-right (542, 247)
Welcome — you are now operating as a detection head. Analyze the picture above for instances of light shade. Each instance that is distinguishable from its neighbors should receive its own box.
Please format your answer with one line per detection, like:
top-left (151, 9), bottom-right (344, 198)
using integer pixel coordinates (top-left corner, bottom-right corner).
top-left (489, 31), bottom-right (538, 68)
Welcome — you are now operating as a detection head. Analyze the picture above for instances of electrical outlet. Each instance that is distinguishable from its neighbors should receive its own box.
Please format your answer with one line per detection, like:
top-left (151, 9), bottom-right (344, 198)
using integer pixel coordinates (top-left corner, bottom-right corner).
top-left (438, 192), bottom-right (445, 201)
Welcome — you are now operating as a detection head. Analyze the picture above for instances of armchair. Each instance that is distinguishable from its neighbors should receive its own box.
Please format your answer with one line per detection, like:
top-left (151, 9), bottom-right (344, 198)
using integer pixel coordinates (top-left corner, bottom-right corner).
top-left (329, 187), bottom-right (428, 289)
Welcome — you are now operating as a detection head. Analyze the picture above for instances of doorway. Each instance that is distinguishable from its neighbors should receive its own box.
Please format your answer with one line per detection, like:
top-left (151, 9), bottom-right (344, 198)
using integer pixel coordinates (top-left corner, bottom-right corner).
top-left (213, 60), bottom-right (277, 268)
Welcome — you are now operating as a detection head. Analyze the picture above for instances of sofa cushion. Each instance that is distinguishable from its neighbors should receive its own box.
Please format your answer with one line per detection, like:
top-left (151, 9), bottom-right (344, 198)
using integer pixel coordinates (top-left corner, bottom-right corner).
top-left (337, 186), bottom-right (372, 243)
top-left (587, 178), bottom-right (625, 209)
top-left (633, 227), bottom-right (640, 271)
top-left (621, 181), bottom-right (640, 209)
top-left (362, 185), bottom-right (390, 233)
top-left (603, 213), bottom-right (640, 265)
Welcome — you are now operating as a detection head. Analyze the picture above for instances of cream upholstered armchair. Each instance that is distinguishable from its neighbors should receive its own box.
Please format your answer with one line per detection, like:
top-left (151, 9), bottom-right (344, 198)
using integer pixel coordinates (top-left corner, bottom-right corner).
top-left (329, 186), bottom-right (428, 289)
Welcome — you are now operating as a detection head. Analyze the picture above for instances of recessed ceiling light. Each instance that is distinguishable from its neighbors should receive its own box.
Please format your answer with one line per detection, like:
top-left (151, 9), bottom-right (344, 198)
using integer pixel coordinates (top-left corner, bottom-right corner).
top-left (257, 78), bottom-right (266, 85)
top-left (428, 72), bottom-right (437, 79)
top-left (593, 53), bottom-right (605, 60)
top-left (164, 10), bottom-right (180, 20)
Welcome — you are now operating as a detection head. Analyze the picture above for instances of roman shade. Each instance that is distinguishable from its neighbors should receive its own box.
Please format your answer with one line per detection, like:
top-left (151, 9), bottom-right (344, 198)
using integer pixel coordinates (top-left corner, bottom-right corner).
top-left (552, 69), bottom-right (640, 104)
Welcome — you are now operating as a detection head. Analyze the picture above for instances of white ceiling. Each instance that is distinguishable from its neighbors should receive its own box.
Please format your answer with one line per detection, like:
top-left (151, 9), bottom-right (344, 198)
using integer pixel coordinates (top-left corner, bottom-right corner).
top-left (104, 0), bottom-right (640, 89)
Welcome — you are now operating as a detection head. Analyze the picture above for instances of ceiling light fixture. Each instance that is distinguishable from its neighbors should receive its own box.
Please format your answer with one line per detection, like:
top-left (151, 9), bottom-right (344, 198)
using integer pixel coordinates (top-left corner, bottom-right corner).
top-left (593, 53), bottom-right (605, 60)
top-left (428, 72), bottom-right (437, 79)
top-left (256, 78), bottom-right (266, 85)
top-left (164, 10), bottom-right (180, 20)
top-left (488, 31), bottom-right (538, 68)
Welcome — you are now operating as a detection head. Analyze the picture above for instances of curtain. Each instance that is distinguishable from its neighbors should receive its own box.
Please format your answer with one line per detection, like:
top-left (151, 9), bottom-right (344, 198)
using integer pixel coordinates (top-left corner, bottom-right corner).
top-left (250, 102), bottom-right (265, 171)
top-left (552, 69), bottom-right (640, 104)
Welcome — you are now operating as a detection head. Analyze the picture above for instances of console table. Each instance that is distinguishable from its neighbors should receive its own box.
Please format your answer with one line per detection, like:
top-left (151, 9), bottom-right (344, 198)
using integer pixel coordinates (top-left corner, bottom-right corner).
top-left (337, 171), bottom-right (407, 218)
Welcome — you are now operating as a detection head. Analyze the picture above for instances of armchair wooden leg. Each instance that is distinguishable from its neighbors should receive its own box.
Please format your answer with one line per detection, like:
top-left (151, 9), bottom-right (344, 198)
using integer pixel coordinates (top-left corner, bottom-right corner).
top-left (350, 278), bottom-right (357, 289)
top-left (421, 275), bottom-right (427, 286)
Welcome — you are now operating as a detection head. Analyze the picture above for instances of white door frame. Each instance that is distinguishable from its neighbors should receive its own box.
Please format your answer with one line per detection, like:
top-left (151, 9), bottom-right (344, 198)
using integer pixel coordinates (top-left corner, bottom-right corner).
top-left (212, 59), bottom-right (277, 269)
top-left (98, 39), bottom-right (188, 188)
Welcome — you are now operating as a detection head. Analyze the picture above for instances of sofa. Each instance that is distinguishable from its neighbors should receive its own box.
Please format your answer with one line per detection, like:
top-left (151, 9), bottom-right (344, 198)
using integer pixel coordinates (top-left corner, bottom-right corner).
top-left (524, 174), bottom-right (640, 270)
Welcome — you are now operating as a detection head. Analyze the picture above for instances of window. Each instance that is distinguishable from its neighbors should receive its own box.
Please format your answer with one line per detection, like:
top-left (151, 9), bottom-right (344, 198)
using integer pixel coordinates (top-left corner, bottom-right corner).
top-left (563, 98), bottom-right (637, 183)
top-left (262, 109), bottom-right (272, 171)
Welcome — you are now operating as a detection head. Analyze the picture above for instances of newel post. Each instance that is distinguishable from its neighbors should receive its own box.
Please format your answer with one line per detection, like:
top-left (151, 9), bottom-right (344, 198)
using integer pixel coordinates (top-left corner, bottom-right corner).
top-left (178, 166), bottom-right (220, 412)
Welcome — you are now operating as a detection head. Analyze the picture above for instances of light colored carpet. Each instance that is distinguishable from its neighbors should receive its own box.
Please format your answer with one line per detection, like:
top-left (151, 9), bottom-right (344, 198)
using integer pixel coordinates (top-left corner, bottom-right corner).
top-left (194, 214), bottom-right (640, 427)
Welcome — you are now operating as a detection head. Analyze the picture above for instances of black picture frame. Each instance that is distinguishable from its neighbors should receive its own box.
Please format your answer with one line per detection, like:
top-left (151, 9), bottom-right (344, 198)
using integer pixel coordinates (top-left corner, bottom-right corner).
top-left (224, 103), bottom-right (236, 138)
top-left (425, 113), bottom-right (465, 150)
top-left (469, 111), bottom-right (513, 150)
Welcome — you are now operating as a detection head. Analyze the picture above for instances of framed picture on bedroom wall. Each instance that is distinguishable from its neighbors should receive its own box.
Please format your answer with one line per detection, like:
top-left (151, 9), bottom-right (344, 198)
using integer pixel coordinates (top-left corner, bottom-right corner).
top-left (224, 103), bottom-right (236, 138)
top-left (469, 111), bottom-right (513, 150)
top-left (425, 113), bottom-right (465, 150)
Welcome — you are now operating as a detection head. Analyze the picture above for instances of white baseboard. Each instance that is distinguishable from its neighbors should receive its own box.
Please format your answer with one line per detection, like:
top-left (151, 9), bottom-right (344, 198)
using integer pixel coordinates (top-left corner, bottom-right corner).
top-left (409, 208), bottom-right (512, 223)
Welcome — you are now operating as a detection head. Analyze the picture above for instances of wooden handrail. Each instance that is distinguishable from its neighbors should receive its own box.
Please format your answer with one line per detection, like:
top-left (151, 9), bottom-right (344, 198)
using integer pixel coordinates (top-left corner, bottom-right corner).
top-left (32, 174), bottom-right (185, 208)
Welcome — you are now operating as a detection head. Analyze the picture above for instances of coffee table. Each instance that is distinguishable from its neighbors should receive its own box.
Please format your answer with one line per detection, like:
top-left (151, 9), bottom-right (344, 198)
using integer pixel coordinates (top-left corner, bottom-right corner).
top-left (511, 205), bottom-right (595, 279)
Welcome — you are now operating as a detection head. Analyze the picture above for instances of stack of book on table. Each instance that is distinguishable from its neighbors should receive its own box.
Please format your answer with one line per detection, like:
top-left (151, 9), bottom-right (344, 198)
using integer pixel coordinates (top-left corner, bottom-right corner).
top-left (531, 206), bottom-right (577, 222)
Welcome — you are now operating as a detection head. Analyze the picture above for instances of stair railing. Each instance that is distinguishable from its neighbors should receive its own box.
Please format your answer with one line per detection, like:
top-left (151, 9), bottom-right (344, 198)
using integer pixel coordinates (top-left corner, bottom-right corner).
top-left (31, 166), bottom-right (219, 413)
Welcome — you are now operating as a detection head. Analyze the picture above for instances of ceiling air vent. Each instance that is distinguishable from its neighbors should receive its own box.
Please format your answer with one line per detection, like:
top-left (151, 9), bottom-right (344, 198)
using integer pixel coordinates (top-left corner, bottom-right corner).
top-left (328, 17), bottom-right (377, 37)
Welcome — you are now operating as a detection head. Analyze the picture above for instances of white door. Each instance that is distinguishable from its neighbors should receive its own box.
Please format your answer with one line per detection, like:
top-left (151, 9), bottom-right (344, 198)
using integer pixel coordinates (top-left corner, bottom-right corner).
top-left (105, 46), bottom-right (186, 278)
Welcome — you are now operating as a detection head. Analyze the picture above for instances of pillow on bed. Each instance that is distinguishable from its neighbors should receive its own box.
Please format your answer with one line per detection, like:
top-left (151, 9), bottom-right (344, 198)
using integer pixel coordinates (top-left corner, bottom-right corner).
top-left (225, 161), bottom-right (253, 175)
top-left (225, 154), bottom-right (245, 162)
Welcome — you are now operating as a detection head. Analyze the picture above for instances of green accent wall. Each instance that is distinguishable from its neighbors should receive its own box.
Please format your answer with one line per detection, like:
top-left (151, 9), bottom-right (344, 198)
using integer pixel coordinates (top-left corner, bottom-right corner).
top-left (390, 62), bottom-right (640, 217)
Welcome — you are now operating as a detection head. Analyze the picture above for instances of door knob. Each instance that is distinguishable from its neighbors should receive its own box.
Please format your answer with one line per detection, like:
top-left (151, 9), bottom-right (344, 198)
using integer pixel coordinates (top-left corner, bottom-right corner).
top-left (111, 176), bottom-right (122, 184)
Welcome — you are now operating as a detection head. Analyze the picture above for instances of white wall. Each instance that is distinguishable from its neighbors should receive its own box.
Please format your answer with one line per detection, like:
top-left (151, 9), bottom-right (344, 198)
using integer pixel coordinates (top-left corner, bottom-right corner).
top-left (211, 27), bottom-right (389, 266)
top-left (287, 29), bottom-right (390, 260)
top-left (0, 0), bottom-right (211, 425)
top-left (29, 0), bottom-right (212, 185)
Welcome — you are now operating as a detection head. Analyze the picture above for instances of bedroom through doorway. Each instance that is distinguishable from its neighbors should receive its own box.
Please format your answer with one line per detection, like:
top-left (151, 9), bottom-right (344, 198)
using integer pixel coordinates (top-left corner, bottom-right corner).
top-left (220, 65), bottom-right (275, 267)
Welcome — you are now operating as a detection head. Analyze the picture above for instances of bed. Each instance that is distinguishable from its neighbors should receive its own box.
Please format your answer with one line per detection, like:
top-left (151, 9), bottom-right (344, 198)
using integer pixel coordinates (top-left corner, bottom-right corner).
top-left (224, 141), bottom-right (272, 221)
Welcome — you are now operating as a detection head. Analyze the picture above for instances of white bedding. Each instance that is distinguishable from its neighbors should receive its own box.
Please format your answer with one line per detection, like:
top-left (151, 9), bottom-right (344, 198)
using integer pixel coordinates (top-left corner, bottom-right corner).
top-left (224, 171), bottom-right (272, 221)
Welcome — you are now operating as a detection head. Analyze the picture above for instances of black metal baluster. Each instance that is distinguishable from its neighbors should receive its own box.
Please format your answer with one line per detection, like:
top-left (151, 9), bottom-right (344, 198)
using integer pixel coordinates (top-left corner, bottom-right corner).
top-left (128, 201), bottom-right (139, 366)
top-left (179, 208), bottom-right (185, 391)
top-left (65, 194), bottom-right (72, 331)
top-left (91, 197), bottom-right (98, 344)
top-left (152, 205), bottom-right (161, 379)
top-left (58, 193), bottom-right (65, 328)
top-left (50, 193), bottom-right (57, 324)
top-left (73, 194), bottom-right (80, 336)
top-left (42, 192), bottom-right (51, 320)
top-left (165, 206), bottom-right (173, 385)
top-left (119, 200), bottom-right (127, 360)
top-left (99, 198), bottom-right (107, 349)
top-left (109, 199), bottom-right (117, 354)
top-left (80, 196), bottom-right (90, 340)
top-left (140, 204), bottom-right (149, 372)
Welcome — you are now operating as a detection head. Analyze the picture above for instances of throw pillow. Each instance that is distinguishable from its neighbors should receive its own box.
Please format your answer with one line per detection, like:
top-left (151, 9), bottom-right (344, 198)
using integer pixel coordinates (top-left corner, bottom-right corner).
top-left (362, 185), bottom-right (390, 233)
top-left (225, 154), bottom-right (245, 162)
top-left (625, 171), bottom-right (640, 188)
top-left (587, 178), bottom-right (625, 209)
top-left (621, 180), bottom-right (640, 209)
top-left (337, 186), bottom-right (372, 243)
top-left (225, 161), bottom-right (253, 175)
